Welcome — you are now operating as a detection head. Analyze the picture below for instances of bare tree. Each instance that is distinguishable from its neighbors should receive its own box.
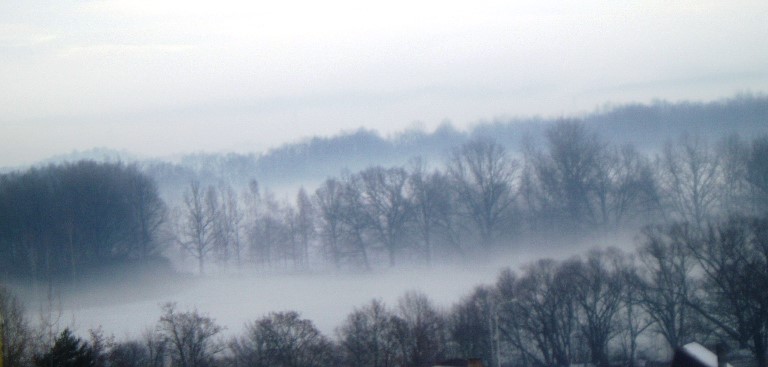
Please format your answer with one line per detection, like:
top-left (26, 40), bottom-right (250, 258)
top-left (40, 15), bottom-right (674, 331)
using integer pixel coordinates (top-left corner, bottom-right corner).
top-left (211, 183), bottom-right (243, 267)
top-left (294, 187), bottom-right (315, 268)
top-left (747, 136), bottom-right (768, 214)
top-left (360, 166), bottom-right (413, 267)
top-left (141, 328), bottom-right (167, 367)
top-left (608, 145), bottom-right (660, 227)
top-left (248, 191), bottom-right (289, 268)
top-left (337, 299), bottom-right (402, 367)
top-left (230, 311), bottom-right (336, 367)
top-left (636, 223), bottom-right (700, 349)
top-left (658, 134), bottom-right (721, 230)
top-left (566, 249), bottom-right (625, 367)
top-left (342, 174), bottom-right (387, 270)
top-left (396, 291), bottom-right (447, 367)
top-left (35, 282), bottom-right (65, 357)
top-left (685, 215), bottom-right (768, 367)
top-left (500, 259), bottom-right (576, 367)
top-left (126, 167), bottom-right (167, 260)
top-left (448, 137), bottom-right (518, 248)
top-left (283, 206), bottom-right (301, 269)
top-left (448, 285), bottom-right (495, 367)
top-left (157, 303), bottom-right (223, 367)
top-left (178, 181), bottom-right (217, 274)
top-left (108, 340), bottom-right (149, 367)
top-left (524, 120), bottom-right (608, 232)
top-left (88, 327), bottom-right (114, 367)
top-left (408, 160), bottom-right (453, 265)
top-left (717, 134), bottom-right (752, 215)
top-left (615, 255), bottom-right (653, 367)
top-left (314, 179), bottom-right (345, 269)
top-left (1, 286), bottom-right (33, 367)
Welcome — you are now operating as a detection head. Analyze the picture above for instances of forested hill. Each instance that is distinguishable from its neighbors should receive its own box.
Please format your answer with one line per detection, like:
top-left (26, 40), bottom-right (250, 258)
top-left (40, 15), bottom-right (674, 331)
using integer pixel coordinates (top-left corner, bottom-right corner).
top-left (22, 94), bottom-right (768, 192)
top-left (148, 94), bottom-right (768, 193)
top-left (586, 94), bottom-right (768, 147)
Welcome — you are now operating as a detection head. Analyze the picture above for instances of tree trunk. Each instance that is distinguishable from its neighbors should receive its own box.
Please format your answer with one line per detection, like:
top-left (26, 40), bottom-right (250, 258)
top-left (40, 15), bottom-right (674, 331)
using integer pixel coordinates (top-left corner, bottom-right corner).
top-left (753, 332), bottom-right (767, 367)
top-left (388, 244), bottom-right (396, 267)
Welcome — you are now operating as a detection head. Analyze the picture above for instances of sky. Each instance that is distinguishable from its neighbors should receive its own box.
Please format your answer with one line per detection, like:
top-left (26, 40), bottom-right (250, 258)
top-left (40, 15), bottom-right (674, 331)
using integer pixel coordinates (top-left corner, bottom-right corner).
top-left (1, 0), bottom-right (767, 167)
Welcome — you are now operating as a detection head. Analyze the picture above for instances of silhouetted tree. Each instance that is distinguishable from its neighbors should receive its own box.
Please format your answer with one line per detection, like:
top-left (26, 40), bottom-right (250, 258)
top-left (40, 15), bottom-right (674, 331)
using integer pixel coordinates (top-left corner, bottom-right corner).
top-left (177, 181), bottom-right (217, 274)
top-left (108, 340), bottom-right (151, 367)
top-left (0, 161), bottom-right (166, 281)
top-left (294, 187), bottom-right (315, 268)
top-left (524, 120), bottom-right (608, 232)
top-left (157, 303), bottom-right (223, 367)
top-left (607, 145), bottom-right (660, 227)
top-left (408, 160), bottom-right (453, 265)
top-left (0, 286), bottom-right (33, 367)
top-left (125, 168), bottom-right (167, 260)
top-left (448, 286), bottom-right (495, 367)
top-left (140, 329), bottom-right (168, 367)
top-left (686, 215), bottom-right (768, 367)
top-left (494, 268), bottom-right (522, 367)
top-left (230, 311), bottom-right (336, 367)
top-left (448, 137), bottom-right (518, 248)
top-left (747, 136), bottom-right (768, 214)
top-left (658, 134), bottom-right (721, 230)
top-left (247, 190), bottom-right (292, 268)
top-left (636, 223), bottom-right (700, 349)
top-left (614, 255), bottom-right (653, 367)
top-left (502, 259), bottom-right (577, 367)
top-left (338, 175), bottom-right (374, 270)
top-left (397, 291), bottom-right (447, 367)
top-left (567, 249), bottom-right (625, 367)
top-left (338, 299), bottom-right (402, 367)
top-left (717, 134), bottom-right (752, 215)
top-left (34, 329), bottom-right (95, 367)
top-left (360, 166), bottom-right (413, 267)
top-left (211, 183), bottom-right (243, 266)
top-left (314, 179), bottom-right (345, 269)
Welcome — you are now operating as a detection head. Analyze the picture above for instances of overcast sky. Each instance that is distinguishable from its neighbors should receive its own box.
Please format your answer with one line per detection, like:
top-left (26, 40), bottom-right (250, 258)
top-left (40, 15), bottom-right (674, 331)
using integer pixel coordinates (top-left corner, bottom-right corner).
top-left (1, 0), bottom-right (767, 167)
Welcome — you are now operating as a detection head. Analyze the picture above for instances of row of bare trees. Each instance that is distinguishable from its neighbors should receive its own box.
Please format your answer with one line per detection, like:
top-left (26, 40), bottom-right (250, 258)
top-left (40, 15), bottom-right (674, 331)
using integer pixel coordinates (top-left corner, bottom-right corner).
top-left (0, 122), bottom-right (764, 279)
top-left (3, 213), bottom-right (768, 367)
top-left (172, 121), bottom-right (768, 273)
top-left (473, 215), bottom-right (768, 367)
top-left (172, 180), bottom-right (314, 274)
top-left (0, 286), bottom-right (443, 367)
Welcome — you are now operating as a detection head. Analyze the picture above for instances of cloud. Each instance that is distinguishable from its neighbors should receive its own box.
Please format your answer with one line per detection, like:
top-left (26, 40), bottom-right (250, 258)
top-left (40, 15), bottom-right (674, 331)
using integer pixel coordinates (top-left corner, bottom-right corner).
top-left (0, 24), bottom-right (58, 47)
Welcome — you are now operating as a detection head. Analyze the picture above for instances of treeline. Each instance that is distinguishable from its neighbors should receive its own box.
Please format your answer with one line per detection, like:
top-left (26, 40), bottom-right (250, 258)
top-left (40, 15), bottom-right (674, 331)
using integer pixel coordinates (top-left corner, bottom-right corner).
top-left (182, 94), bottom-right (768, 189)
top-left (0, 161), bottom-right (167, 281)
top-left (46, 94), bottom-right (763, 194)
top-left (172, 120), bottom-right (768, 273)
top-left (3, 213), bottom-right (768, 367)
top-left (1, 120), bottom-right (766, 279)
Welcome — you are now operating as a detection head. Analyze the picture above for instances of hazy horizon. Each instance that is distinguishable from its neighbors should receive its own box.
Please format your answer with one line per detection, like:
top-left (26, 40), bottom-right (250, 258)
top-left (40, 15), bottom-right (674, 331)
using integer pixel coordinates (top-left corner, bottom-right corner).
top-left (2, 1), bottom-right (767, 167)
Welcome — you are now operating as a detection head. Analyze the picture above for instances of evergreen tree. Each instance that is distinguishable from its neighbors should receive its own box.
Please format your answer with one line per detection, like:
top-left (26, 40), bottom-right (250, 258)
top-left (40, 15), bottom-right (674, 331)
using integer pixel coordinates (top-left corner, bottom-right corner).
top-left (34, 329), bottom-right (95, 367)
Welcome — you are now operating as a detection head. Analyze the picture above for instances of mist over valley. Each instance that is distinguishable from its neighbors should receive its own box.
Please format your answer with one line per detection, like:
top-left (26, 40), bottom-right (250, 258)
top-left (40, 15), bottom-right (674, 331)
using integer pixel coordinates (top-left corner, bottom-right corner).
top-left (2, 1), bottom-right (768, 365)
top-left (2, 94), bottom-right (768, 367)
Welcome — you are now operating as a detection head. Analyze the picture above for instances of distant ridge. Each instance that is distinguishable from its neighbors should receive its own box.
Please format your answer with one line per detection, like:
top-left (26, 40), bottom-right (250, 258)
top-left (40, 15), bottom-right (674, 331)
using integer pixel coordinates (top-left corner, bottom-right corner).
top-left (9, 93), bottom-right (768, 197)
